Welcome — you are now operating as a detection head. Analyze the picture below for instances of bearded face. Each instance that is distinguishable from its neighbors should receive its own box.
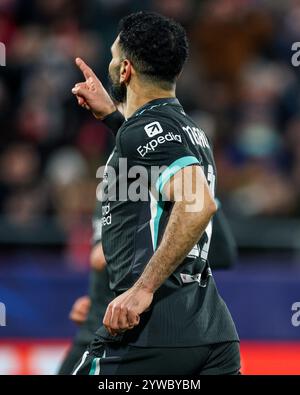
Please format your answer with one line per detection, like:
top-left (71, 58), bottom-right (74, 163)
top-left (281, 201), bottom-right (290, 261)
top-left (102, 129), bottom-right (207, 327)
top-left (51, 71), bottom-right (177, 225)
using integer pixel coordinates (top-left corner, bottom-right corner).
top-left (108, 37), bottom-right (128, 104)
top-left (108, 63), bottom-right (127, 104)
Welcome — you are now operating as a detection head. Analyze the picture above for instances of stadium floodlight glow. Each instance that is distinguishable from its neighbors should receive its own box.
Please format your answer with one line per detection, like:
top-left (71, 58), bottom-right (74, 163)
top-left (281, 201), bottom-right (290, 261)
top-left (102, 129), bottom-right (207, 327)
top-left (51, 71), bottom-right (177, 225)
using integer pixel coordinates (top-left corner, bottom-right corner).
top-left (0, 302), bottom-right (6, 326)
top-left (0, 42), bottom-right (6, 66)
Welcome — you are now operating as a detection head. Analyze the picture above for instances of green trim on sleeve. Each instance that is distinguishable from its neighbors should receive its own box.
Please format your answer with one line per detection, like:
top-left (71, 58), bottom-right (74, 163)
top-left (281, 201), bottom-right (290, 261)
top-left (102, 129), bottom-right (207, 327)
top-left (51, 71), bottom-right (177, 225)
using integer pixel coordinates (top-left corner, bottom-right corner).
top-left (155, 156), bottom-right (200, 194)
top-left (153, 201), bottom-right (164, 250)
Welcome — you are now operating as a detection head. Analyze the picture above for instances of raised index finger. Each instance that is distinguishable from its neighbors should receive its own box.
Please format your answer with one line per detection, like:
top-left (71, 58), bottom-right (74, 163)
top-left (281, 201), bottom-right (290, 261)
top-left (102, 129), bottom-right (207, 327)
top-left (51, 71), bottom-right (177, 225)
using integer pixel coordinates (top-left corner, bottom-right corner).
top-left (75, 57), bottom-right (96, 81)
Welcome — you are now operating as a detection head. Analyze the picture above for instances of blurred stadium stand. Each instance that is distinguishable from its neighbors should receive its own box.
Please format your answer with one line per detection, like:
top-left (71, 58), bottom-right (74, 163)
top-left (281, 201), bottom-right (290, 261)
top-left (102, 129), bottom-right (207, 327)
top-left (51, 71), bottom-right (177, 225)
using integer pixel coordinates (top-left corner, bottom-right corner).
top-left (0, 0), bottom-right (300, 374)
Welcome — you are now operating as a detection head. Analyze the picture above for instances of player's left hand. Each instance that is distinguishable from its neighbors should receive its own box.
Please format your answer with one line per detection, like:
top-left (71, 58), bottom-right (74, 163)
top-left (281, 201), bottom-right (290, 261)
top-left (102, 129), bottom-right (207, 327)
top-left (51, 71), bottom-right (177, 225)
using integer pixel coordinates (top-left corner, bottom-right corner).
top-left (103, 286), bottom-right (153, 336)
top-left (69, 295), bottom-right (91, 325)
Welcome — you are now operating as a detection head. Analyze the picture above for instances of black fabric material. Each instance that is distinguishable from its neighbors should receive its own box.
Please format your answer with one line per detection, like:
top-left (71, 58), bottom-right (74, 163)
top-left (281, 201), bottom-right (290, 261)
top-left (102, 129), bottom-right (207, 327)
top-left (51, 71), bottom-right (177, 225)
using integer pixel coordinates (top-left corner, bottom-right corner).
top-left (99, 97), bottom-right (239, 346)
top-left (102, 110), bottom-right (125, 136)
top-left (57, 343), bottom-right (87, 375)
top-left (73, 339), bottom-right (240, 375)
top-left (209, 208), bottom-right (237, 269)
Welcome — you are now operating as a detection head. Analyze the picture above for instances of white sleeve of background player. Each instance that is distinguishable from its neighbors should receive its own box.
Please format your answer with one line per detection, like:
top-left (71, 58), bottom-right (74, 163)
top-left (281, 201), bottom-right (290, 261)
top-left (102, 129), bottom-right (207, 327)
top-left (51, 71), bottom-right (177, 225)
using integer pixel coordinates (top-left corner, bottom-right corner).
top-left (92, 215), bottom-right (102, 245)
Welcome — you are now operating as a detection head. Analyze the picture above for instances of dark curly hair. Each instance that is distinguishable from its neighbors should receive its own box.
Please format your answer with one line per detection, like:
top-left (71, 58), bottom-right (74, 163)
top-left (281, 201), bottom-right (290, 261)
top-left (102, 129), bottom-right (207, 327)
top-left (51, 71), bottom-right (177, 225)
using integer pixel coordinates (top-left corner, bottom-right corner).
top-left (118, 11), bottom-right (189, 86)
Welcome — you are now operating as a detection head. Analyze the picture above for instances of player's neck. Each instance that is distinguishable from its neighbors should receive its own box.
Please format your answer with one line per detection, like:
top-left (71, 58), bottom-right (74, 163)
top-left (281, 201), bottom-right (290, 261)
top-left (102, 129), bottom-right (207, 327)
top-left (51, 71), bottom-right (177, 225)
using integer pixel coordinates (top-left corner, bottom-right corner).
top-left (123, 81), bottom-right (176, 119)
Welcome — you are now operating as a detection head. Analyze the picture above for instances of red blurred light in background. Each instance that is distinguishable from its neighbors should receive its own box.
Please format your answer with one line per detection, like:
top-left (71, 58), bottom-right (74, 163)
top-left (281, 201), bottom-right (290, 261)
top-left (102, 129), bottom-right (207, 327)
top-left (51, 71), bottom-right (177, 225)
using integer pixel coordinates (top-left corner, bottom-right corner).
top-left (1, 340), bottom-right (300, 375)
top-left (240, 342), bottom-right (300, 375)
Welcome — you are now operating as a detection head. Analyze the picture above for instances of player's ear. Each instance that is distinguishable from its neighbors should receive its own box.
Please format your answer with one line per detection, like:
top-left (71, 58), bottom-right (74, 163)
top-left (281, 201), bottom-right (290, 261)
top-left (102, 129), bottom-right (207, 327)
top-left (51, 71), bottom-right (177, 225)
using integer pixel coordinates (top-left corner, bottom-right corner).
top-left (120, 59), bottom-right (132, 84)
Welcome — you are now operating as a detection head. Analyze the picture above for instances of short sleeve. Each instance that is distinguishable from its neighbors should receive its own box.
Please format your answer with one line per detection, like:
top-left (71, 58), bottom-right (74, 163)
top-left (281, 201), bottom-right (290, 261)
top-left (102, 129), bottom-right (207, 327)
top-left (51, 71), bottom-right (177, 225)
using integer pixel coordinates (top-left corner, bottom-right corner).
top-left (118, 118), bottom-right (201, 196)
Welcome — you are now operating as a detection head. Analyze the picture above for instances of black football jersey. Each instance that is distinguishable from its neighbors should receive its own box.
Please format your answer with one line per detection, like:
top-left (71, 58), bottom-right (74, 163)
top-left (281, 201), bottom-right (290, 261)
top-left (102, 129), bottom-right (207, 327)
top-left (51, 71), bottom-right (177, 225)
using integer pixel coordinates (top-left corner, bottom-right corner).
top-left (96, 98), bottom-right (239, 347)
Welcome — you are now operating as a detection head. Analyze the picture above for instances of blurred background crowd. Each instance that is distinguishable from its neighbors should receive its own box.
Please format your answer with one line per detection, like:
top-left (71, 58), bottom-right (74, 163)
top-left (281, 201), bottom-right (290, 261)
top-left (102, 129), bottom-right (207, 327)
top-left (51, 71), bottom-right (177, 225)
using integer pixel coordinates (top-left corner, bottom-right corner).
top-left (1, 0), bottom-right (300, 267)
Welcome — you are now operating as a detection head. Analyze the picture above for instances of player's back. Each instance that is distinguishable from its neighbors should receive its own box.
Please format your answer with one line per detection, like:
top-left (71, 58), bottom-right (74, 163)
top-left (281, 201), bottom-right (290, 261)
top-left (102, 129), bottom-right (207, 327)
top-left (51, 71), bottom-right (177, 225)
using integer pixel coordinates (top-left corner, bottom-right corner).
top-left (98, 98), bottom-right (239, 347)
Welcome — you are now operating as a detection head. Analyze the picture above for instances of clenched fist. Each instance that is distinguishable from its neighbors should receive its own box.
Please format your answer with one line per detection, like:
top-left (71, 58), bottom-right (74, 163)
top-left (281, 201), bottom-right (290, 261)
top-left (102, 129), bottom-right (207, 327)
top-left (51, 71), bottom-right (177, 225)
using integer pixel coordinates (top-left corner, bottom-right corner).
top-left (103, 285), bottom-right (153, 336)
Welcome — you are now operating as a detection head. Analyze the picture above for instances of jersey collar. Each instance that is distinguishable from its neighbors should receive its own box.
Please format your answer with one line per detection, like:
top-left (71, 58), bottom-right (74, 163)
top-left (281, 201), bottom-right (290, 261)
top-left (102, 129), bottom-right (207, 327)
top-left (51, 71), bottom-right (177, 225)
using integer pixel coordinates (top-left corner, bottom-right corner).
top-left (130, 97), bottom-right (182, 119)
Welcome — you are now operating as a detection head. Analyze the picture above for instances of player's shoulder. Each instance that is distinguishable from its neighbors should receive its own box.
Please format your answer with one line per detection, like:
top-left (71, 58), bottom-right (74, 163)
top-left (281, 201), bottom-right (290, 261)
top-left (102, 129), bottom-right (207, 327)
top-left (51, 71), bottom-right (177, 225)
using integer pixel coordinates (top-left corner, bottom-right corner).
top-left (117, 107), bottom-right (181, 144)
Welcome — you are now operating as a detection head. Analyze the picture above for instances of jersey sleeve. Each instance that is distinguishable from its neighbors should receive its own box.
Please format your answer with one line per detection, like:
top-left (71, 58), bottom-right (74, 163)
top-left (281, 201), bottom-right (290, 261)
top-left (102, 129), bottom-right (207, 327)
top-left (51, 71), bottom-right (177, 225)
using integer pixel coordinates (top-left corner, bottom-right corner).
top-left (102, 110), bottom-right (125, 136)
top-left (118, 118), bottom-right (202, 196)
top-left (208, 202), bottom-right (237, 270)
